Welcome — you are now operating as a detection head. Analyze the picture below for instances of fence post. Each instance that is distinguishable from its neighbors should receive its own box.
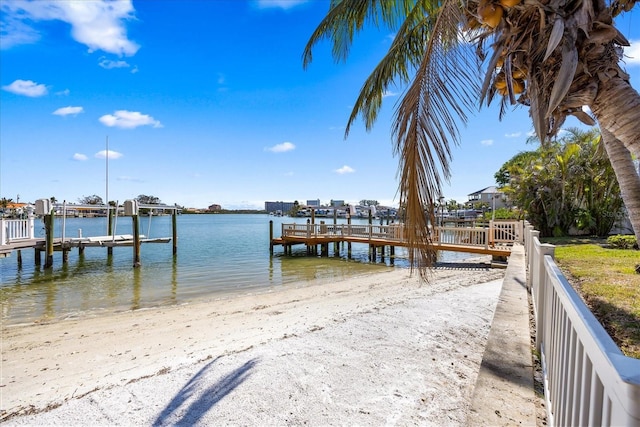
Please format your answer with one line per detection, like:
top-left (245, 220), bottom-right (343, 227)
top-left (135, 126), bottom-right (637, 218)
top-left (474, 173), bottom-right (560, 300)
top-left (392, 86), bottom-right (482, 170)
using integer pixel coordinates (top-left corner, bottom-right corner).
top-left (0, 219), bottom-right (6, 246)
top-left (527, 230), bottom-right (540, 289)
top-left (534, 244), bottom-right (555, 352)
top-left (28, 217), bottom-right (35, 239)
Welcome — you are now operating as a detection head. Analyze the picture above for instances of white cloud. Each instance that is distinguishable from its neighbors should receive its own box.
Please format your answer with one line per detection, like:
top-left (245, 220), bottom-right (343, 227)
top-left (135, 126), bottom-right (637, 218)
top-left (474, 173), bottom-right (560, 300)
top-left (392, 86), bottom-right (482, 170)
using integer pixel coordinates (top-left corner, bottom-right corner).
top-left (624, 40), bottom-right (640, 66)
top-left (53, 106), bottom-right (84, 116)
top-left (481, 139), bottom-right (494, 146)
top-left (335, 165), bottom-right (355, 174)
top-left (72, 153), bottom-right (88, 161)
top-left (255, 0), bottom-right (308, 10)
top-left (95, 150), bottom-right (123, 160)
top-left (2, 79), bottom-right (48, 97)
top-left (130, 65), bottom-right (139, 74)
top-left (56, 89), bottom-right (70, 96)
top-left (505, 132), bottom-right (522, 138)
top-left (382, 90), bottom-right (398, 98)
top-left (266, 142), bottom-right (295, 153)
top-left (99, 57), bottom-right (130, 69)
top-left (0, 13), bottom-right (40, 49)
top-left (99, 110), bottom-right (162, 129)
top-left (1, 0), bottom-right (139, 56)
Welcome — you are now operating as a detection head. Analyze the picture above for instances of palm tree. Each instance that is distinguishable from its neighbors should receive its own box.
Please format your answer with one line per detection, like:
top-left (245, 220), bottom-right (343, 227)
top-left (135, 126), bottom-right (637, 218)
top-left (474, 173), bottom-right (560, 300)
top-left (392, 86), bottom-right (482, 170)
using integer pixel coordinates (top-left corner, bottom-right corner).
top-left (600, 129), bottom-right (640, 243)
top-left (304, 0), bottom-right (639, 274)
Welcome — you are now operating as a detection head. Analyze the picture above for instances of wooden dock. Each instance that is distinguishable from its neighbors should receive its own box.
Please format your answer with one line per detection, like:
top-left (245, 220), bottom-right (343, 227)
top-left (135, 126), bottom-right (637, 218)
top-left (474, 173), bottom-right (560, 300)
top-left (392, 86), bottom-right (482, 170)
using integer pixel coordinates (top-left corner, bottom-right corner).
top-left (270, 221), bottom-right (524, 259)
top-left (1, 200), bottom-right (179, 268)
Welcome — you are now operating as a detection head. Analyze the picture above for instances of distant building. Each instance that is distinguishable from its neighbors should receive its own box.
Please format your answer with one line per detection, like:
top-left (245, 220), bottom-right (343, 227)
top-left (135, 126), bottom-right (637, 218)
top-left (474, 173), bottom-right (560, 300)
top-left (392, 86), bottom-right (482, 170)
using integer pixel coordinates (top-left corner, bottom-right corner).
top-left (265, 201), bottom-right (295, 214)
top-left (208, 204), bottom-right (222, 212)
top-left (306, 199), bottom-right (320, 207)
top-left (467, 186), bottom-right (507, 210)
top-left (330, 200), bottom-right (345, 207)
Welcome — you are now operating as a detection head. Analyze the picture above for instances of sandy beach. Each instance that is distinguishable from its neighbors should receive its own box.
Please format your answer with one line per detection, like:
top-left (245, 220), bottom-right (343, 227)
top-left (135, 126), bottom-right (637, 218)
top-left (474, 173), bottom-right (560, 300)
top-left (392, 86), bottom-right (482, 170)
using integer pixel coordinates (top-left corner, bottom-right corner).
top-left (1, 260), bottom-right (505, 425)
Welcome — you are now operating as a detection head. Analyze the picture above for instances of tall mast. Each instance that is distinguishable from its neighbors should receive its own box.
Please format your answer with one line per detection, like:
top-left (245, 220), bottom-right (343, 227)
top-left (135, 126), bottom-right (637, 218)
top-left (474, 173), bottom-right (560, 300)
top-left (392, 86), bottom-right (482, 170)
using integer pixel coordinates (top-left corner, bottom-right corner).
top-left (106, 135), bottom-right (109, 225)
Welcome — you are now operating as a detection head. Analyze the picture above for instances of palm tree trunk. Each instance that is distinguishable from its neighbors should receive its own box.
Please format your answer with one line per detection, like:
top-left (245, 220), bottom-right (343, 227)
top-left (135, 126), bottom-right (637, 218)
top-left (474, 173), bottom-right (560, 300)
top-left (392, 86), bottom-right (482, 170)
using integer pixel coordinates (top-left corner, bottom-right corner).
top-left (600, 128), bottom-right (640, 243)
top-left (591, 76), bottom-right (640, 160)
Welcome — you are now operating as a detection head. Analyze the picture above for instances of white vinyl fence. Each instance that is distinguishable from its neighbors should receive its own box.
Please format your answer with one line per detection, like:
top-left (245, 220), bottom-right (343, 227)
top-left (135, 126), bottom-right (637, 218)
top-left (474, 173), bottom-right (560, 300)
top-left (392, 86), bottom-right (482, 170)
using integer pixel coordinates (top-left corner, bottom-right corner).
top-left (525, 223), bottom-right (640, 426)
top-left (1, 218), bottom-right (35, 245)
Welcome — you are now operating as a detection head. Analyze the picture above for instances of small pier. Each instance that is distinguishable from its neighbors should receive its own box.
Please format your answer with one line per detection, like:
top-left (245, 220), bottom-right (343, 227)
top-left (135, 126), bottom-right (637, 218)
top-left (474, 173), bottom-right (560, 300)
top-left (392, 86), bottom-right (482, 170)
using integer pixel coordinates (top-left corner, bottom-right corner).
top-left (270, 220), bottom-right (524, 262)
top-left (1, 199), bottom-right (180, 268)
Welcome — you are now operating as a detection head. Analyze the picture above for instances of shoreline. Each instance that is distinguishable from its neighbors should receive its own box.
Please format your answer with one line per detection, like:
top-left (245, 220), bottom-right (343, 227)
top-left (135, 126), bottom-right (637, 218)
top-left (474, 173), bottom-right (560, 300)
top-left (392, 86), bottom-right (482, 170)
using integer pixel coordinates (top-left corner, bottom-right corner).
top-left (2, 259), bottom-right (505, 424)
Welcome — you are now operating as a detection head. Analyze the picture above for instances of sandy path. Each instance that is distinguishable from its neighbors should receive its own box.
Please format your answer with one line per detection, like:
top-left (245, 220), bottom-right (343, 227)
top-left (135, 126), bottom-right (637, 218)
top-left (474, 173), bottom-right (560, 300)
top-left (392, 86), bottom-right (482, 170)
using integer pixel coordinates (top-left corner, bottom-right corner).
top-left (1, 262), bottom-right (504, 425)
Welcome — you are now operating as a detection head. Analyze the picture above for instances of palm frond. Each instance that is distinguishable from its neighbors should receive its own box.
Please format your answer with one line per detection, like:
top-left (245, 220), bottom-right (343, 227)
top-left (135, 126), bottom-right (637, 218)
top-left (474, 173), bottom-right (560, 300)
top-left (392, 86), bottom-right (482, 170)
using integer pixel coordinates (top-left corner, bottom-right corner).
top-left (344, 1), bottom-right (441, 137)
top-left (302, 0), bottom-right (415, 69)
top-left (393, 0), bottom-right (479, 278)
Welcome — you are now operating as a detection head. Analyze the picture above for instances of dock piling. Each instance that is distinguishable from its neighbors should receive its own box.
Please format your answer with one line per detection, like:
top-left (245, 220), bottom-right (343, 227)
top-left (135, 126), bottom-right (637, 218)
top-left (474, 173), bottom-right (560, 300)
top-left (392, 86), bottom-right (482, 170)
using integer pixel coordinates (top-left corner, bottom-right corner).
top-left (107, 205), bottom-right (114, 256)
top-left (44, 211), bottom-right (54, 268)
top-left (269, 220), bottom-right (274, 255)
top-left (132, 214), bottom-right (141, 267)
top-left (172, 210), bottom-right (178, 255)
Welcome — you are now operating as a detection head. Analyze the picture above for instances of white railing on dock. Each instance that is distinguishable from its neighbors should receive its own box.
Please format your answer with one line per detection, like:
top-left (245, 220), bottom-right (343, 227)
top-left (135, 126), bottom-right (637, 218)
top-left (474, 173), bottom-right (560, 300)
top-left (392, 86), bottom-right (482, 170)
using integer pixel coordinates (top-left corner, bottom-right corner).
top-left (490, 219), bottom-right (523, 244)
top-left (525, 223), bottom-right (640, 426)
top-left (435, 226), bottom-right (488, 248)
top-left (281, 221), bottom-right (523, 248)
top-left (1, 218), bottom-right (35, 245)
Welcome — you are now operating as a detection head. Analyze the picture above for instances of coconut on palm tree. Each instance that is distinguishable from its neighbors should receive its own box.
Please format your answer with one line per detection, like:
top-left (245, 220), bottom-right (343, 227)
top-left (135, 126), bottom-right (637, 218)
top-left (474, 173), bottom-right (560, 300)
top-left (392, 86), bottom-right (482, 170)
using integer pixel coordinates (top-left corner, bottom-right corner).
top-left (303, 0), bottom-right (639, 274)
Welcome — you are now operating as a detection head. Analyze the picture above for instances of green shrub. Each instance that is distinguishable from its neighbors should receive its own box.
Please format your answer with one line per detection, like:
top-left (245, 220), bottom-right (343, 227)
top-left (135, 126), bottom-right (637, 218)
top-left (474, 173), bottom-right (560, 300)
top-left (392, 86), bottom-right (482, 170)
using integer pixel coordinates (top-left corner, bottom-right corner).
top-left (607, 234), bottom-right (638, 249)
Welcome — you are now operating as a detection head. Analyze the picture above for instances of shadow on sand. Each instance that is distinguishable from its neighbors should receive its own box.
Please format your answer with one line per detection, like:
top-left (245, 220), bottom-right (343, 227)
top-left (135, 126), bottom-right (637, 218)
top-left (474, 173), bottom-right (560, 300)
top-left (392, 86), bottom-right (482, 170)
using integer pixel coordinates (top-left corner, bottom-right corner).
top-left (153, 356), bottom-right (258, 426)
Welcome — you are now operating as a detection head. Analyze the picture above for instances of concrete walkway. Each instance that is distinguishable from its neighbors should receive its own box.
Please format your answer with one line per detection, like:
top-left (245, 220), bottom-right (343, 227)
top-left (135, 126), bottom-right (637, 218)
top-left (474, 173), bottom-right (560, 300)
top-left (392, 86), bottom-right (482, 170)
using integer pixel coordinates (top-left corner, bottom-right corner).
top-left (467, 245), bottom-right (538, 426)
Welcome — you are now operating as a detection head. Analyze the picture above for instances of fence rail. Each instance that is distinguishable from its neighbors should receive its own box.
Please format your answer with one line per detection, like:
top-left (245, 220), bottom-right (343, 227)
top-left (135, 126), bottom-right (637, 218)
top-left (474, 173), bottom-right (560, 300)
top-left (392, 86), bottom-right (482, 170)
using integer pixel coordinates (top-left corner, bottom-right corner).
top-left (525, 223), bottom-right (640, 426)
top-left (282, 220), bottom-right (523, 249)
top-left (1, 218), bottom-right (35, 245)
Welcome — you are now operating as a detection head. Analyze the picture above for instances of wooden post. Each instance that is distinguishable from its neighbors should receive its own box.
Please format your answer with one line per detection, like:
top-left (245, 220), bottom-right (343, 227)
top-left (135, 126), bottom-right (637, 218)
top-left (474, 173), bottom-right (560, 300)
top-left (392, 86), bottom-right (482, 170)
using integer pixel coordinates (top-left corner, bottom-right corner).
top-left (62, 247), bottom-right (69, 263)
top-left (107, 205), bottom-right (114, 256)
top-left (132, 214), bottom-right (141, 267)
top-left (390, 246), bottom-right (395, 265)
top-left (347, 215), bottom-right (352, 258)
top-left (17, 249), bottom-right (22, 268)
top-left (172, 209), bottom-right (178, 255)
top-left (35, 248), bottom-right (41, 266)
top-left (44, 212), bottom-right (54, 268)
top-left (333, 208), bottom-right (339, 254)
top-left (269, 220), bottom-right (274, 255)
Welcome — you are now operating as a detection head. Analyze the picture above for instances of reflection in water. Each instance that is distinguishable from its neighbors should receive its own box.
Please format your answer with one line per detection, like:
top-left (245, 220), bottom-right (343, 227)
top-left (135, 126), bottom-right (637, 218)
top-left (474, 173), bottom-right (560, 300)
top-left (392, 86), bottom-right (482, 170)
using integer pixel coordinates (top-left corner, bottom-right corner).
top-left (170, 256), bottom-right (178, 304)
top-left (132, 268), bottom-right (141, 310)
top-left (42, 269), bottom-right (57, 321)
top-left (1, 215), bottom-right (477, 325)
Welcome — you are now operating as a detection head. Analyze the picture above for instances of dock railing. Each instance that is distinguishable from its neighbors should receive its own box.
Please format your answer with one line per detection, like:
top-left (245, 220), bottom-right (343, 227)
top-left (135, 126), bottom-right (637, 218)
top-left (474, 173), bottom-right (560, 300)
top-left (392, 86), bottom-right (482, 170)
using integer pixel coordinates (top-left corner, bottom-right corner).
top-left (281, 220), bottom-right (523, 248)
top-left (1, 218), bottom-right (35, 245)
top-left (525, 222), bottom-right (640, 426)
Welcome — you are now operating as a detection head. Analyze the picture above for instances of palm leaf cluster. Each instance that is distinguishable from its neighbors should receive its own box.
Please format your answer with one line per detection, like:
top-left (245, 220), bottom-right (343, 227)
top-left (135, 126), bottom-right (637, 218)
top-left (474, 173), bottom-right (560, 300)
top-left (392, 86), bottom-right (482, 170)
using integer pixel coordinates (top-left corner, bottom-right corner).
top-left (304, 0), bottom-right (639, 276)
top-left (472, 0), bottom-right (634, 142)
top-left (498, 128), bottom-right (624, 236)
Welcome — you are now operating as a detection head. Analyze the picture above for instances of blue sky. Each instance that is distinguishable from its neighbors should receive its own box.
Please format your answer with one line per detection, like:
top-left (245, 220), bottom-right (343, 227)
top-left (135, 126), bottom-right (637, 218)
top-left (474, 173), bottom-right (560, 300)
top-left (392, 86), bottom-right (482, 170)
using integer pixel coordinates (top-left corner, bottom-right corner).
top-left (1, 1), bottom-right (639, 209)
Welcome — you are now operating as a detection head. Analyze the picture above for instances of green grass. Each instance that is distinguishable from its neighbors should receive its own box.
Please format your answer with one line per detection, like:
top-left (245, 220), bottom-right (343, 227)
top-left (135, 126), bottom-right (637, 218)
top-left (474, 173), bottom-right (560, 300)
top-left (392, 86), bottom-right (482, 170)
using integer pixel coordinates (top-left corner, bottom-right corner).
top-left (540, 238), bottom-right (640, 359)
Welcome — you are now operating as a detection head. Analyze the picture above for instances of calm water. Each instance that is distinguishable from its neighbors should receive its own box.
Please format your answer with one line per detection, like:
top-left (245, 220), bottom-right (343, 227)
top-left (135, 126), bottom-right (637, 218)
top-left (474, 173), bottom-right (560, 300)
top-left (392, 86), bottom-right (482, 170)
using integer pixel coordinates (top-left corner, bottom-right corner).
top-left (0, 214), bottom-right (471, 325)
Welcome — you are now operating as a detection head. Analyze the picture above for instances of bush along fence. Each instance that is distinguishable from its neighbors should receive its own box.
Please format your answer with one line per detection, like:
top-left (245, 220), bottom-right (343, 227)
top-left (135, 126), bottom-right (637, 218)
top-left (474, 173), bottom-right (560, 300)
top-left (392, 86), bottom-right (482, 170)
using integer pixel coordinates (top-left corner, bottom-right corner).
top-left (524, 223), bottom-right (640, 426)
